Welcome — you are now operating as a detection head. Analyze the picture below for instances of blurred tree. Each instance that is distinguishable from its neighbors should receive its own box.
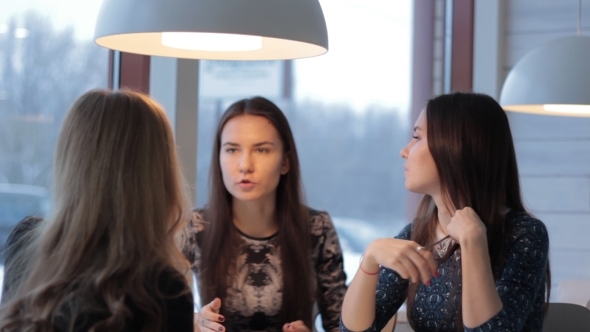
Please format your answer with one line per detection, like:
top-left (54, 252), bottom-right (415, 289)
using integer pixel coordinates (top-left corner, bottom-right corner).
top-left (291, 101), bottom-right (408, 226)
top-left (0, 10), bottom-right (108, 188)
top-left (195, 98), bottom-right (409, 228)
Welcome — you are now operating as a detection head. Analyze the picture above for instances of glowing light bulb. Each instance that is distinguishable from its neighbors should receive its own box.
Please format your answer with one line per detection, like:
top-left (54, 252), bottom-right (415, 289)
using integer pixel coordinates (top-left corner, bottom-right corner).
top-left (543, 104), bottom-right (590, 114)
top-left (162, 32), bottom-right (262, 52)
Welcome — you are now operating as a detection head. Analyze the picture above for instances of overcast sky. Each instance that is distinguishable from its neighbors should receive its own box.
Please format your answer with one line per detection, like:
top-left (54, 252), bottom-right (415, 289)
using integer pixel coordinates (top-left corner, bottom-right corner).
top-left (0, 0), bottom-right (412, 115)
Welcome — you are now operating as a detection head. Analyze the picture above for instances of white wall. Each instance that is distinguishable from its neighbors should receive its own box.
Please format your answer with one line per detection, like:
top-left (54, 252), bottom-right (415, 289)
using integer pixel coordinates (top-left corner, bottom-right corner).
top-left (474, 0), bottom-right (590, 305)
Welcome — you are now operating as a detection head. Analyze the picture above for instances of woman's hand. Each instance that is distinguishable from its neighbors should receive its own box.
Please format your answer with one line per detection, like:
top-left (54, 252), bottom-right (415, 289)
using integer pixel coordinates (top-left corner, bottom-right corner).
top-left (195, 297), bottom-right (225, 332)
top-left (447, 207), bottom-right (487, 245)
top-left (364, 238), bottom-right (438, 285)
top-left (282, 320), bottom-right (310, 332)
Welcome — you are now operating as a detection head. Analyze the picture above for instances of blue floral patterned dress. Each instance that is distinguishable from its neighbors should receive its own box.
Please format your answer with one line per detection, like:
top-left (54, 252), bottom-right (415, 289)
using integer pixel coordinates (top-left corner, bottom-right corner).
top-left (340, 210), bottom-right (549, 332)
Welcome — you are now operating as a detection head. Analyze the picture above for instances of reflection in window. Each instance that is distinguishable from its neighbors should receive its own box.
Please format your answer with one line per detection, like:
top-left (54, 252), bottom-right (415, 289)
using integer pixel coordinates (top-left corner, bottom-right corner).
top-left (0, 3), bottom-right (108, 256)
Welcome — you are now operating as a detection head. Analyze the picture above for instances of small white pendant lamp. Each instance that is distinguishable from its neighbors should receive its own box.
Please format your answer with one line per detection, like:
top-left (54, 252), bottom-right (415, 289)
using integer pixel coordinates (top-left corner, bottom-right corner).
top-left (499, 0), bottom-right (590, 117)
top-left (94, 0), bottom-right (328, 60)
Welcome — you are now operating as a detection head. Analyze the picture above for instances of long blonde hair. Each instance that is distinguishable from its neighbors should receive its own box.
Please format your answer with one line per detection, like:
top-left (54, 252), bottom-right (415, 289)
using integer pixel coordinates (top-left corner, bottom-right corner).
top-left (0, 89), bottom-right (191, 331)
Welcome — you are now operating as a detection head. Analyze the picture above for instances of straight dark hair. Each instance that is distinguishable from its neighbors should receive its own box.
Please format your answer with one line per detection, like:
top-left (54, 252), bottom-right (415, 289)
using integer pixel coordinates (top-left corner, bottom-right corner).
top-left (198, 96), bottom-right (313, 327)
top-left (406, 92), bottom-right (551, 331)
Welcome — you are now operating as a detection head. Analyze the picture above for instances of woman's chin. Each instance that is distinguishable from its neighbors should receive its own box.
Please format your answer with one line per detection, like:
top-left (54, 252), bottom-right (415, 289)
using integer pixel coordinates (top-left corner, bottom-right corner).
top-left (405, 183), bottom-right (426, 195)
top-left (404, 182), bottom-right (416, 192)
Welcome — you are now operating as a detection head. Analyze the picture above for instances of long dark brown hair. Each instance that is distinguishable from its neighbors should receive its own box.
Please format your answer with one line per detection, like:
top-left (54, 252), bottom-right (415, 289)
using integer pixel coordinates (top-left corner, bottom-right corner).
top-left (198, 96), bottom-right (313, 327)
top-left (406, 92), bottom-right (551, 330)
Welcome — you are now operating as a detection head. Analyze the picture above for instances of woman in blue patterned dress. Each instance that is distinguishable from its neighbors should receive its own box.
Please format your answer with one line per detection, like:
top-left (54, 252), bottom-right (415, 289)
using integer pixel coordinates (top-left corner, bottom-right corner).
top-left (183, 97), bottom-right (347, 332)
top-left (340, 92), bottom-right (550, 332)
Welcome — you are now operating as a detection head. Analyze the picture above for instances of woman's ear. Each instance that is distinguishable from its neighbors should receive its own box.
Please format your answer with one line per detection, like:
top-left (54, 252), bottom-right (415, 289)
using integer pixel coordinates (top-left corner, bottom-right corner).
top-left (281, 153), bottom-right (290, 175)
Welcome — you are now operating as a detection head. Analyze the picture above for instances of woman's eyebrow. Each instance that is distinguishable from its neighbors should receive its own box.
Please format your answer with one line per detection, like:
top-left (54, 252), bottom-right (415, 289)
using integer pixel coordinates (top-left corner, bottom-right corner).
top-left (222, 142), bottom-right (239, 147)
top-left (253, 141), bottom-right (275, 147)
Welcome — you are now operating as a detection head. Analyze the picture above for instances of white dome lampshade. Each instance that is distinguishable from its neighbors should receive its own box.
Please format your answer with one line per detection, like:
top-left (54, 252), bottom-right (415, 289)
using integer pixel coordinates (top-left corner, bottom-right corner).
top-left (499, 36), bottom-right (590, 117)
top-left (94, 0), bottom-right (329, 60)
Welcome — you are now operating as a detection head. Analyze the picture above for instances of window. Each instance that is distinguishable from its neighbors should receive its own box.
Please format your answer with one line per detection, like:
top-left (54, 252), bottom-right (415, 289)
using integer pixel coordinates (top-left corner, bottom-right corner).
top-left (195, 0), bottom-right (413, 283)
top-left (0, 0), bottom-right (109, 296)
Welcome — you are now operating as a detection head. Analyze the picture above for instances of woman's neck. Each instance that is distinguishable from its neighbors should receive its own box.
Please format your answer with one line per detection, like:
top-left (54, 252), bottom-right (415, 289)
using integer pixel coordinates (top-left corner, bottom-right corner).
top-left (432, 194), bottom-right (452, 238)
top-left (431, 193), bottom-right (511, 239)
top-left (232, 196), bottom-right (278, 238)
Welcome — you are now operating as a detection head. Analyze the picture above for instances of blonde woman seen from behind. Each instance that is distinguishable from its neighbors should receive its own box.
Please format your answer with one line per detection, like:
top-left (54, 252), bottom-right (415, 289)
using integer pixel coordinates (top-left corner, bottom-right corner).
top-left (0, 89), bottom-right (194, 332)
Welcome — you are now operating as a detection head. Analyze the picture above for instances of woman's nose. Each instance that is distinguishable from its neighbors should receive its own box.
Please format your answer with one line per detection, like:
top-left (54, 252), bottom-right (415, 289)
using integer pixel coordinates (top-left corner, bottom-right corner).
top-left (239, 154), bottom-right (253, 173)
top-left (400, 144), bottom-right (408, 159)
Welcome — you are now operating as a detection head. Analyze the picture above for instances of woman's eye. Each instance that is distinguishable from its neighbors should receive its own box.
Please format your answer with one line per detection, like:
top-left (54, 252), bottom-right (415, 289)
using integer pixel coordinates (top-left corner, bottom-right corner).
top-left (225, 148), bottom-right (237, 153)
top-left (257, 148), bottom-right (268, 153)
top-left (412, 135), bottom-right (420, 140)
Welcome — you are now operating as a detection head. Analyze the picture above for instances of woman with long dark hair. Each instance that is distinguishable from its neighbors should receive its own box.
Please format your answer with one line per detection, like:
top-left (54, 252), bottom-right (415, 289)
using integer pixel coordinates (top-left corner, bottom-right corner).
top-left (340, 92), bottom-right (550, 331)
top-left (0, 89), bottom-right (194, 331)
top-left (183, 96), bottom-right (347, 332)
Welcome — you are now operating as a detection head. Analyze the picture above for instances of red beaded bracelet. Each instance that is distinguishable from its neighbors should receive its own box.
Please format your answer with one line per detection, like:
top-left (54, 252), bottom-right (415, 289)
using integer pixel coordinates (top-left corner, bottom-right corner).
top-left (359, 254), bottom-right (380, 275)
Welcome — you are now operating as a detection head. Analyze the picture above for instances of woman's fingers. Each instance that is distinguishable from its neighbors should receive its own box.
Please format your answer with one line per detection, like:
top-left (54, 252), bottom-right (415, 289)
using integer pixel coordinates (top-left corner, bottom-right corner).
top-left (397, 254), bottom-right (433, 284)
top-left (198, 314), bottom-right (225, 332)
top-left (396, 256), bottom-right (421, 283)
top-left (378, 242), bottom-right (436, 284)
top-left (195, 312), bottom-right (224, 332)
top-left (210, 297), bottom-right (222, 313)
top-left (368, 239), bottom-right (438, 285)
top-left (201, 303), bottom-right (224, 322)
top-left (407, 249), bottom-right (436, 284)
top-left (283, 320), bottom-right (310, 332)
top-left (193, 313), bottom-right (201, 332)
top-left (200, 318), bottom-right (225, 332)
top-left (199, 299), bottom-right (225, 331)
top-left (417, 247), bottom-right (439, 276)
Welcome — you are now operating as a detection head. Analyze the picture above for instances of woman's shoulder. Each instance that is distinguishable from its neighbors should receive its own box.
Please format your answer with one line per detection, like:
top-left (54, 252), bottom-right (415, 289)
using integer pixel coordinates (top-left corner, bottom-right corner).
top-left (154, 266), bottom-right (193, 331)
top-left (154, 266), bottom-right (192, 296)
top-left (307, 207), bottom-right (331, 222)
top-left (395, 222), bottom-right (414, 240)
top-left (505, 210), bottom-right (548, 234)
top-left (4, 216), bottom-right (43, 263)
top-left (188, 207), bottom-right (209, 233)
top-left (6, 216), bottom-right (43, 247)
top-left (504, 210), bottom-right (549, 246)
top-left (307, 207), bottom-right (335, 228)
top-left (192, 207), bottom-right (206, 220)
top-left (2, 216), bottom-right (44, 304)
top-left (306, 207), bottom-right (340, 241)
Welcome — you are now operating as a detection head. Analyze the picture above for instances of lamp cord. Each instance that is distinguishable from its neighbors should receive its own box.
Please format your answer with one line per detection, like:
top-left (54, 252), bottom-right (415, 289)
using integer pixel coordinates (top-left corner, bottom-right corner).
top-left (578, 0), bottom-right (582, 36)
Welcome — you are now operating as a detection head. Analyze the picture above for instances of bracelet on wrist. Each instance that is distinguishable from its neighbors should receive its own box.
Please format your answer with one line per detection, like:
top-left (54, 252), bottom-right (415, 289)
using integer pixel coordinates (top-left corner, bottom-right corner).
top-left (359, 254), bottom-right (380, 275)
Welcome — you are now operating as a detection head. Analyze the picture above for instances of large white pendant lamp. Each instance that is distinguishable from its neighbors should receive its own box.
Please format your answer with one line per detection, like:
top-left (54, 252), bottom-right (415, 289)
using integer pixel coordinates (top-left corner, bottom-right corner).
top-left (94, 0), bottom-right (328, 60)
top-left (499, 1), bottom-right (590, 117)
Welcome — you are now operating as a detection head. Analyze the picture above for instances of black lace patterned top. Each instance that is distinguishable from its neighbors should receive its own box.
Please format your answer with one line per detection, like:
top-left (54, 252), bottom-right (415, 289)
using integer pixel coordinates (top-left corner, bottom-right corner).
top-left (183, 207), bottom-right (347, 332)
top-left (340, 210), bottom-right (549, 332)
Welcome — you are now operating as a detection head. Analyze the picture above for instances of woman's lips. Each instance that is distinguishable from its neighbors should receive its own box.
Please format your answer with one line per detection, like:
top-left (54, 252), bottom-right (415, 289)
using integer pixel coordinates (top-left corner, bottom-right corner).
top-left (238, 180), bottom-right (255, 189)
